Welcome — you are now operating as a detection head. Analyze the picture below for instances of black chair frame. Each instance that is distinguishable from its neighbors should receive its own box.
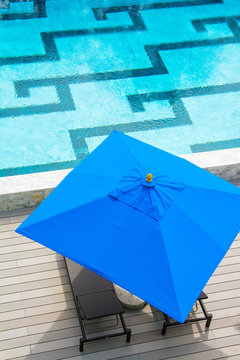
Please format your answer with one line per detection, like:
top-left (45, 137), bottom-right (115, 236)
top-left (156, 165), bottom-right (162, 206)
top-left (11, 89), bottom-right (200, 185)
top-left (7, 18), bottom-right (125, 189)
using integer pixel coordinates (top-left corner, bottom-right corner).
top-left (77, 298), bottom-right (131, 352)
top-left (64, 257), bottom-right (131, 352)
top-left (161, 291), bottom-right (212, 335)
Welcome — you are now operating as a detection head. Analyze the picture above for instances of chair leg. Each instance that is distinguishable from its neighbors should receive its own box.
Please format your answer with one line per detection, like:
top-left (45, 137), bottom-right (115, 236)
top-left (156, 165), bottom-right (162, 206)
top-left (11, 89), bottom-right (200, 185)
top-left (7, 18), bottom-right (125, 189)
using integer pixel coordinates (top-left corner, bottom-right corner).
top-left (162, 321), bottom-right (167, 335)
top-left (78, 312), bottom-right (87, 352)
top-left (206, 314), bottom-right (212, 328)
top-left (119, 313), bottom-right (132, 343)
top-left (199, 298), bottom-right (212, 329)
top-left (126, 329), bottom-right (131, 342)
top-left (79, 338), bottom-right (85, 352)
top-left (162, 313), bottom-right (170, 335)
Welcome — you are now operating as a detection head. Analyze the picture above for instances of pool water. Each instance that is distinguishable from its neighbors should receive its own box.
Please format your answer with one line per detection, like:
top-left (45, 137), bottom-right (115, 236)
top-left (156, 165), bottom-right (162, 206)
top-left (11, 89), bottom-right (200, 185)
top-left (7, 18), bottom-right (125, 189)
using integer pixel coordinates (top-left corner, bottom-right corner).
top-left (0, 0), bottom-right (240, 177)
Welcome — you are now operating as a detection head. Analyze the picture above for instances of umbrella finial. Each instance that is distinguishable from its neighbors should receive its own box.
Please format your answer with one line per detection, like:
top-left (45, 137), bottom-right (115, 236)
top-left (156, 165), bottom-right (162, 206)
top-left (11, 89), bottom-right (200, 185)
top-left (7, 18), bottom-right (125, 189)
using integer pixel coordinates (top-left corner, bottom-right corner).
top-left (146, 173), bottom-right (152, 183)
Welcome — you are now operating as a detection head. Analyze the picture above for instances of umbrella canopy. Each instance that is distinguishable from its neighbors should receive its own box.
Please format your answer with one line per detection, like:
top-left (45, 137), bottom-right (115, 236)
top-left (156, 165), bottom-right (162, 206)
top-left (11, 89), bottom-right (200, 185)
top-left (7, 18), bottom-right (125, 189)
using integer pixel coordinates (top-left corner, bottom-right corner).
top-left (16, 130), bottom-right (240, 323)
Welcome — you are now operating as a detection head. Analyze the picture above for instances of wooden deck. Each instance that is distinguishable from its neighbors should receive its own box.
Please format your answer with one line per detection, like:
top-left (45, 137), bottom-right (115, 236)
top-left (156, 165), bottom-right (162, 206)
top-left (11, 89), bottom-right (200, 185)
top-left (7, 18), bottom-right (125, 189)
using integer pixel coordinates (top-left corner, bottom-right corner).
top-left (0, 207), bottom-right (240, 360)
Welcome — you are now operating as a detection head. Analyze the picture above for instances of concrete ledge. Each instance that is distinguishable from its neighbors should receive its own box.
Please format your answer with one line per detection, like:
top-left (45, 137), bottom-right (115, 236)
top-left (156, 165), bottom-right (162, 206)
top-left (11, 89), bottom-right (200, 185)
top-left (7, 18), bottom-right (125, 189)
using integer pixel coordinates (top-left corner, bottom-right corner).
top-left (183, 147), bottom-right (240, 184)
top-left (0, 148), bottom-right (239, 212)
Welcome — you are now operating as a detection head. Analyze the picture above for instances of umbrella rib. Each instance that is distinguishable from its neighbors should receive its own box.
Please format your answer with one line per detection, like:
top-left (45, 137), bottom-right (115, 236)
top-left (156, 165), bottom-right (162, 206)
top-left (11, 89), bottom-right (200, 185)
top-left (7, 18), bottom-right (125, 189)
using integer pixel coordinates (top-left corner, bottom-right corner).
top-left (183, 203), bottom-right (235, 254)
top-left (168, 203), bottom-right (227, 273)
top-left (114, 131), bottom-right (146, 176)
top-left (16, 195), bottom-right (107, 234)
top-left (186, 182), bottom-right (240, 196)
top-left (158, 222), bottom-right (183, 319)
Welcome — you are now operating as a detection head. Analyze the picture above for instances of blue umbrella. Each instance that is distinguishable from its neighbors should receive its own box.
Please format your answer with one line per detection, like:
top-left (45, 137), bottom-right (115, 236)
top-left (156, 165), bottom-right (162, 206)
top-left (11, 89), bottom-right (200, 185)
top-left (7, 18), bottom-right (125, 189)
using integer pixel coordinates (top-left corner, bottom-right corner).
top-left (16, 131), bottom-right (240, 323)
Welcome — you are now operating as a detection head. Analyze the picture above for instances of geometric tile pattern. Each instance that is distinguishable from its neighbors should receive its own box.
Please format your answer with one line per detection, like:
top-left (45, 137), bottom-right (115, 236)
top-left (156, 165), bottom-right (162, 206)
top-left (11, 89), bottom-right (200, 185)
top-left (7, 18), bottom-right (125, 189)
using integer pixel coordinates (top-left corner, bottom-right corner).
top-left (1, 0), bottom-right (240, 176)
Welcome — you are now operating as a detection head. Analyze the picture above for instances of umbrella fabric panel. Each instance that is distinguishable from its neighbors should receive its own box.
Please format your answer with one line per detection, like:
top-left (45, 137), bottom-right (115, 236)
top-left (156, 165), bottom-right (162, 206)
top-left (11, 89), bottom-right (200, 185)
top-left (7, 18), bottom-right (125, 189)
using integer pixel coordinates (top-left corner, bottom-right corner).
top-left (160, 202), bottom-right (224, 322)
top-left (18, 195), bottom-right (183, 321)
top-left (160, 185), bottom-right (240, 322)
top-left (180, 186), bottom-right (240, 249)
top-left (18, 132), bottom-right (138, 229)
top-left (19, 174), bottom-right (118, 229)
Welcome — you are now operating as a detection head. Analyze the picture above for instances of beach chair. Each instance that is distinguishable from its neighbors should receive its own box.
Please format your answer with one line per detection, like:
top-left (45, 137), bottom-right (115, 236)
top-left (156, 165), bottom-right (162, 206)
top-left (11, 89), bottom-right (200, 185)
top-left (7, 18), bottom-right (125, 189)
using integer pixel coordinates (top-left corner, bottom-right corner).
top-left (161, 291), bottom-right (212, 335)
top-left (64, 257), bottom-right (131, 351)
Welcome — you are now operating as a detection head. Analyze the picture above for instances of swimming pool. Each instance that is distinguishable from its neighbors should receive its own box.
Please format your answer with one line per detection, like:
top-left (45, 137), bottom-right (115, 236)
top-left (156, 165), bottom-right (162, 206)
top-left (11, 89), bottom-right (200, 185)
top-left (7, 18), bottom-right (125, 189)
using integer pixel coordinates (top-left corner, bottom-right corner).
top-left (0, 0), bottom-right (240, 177)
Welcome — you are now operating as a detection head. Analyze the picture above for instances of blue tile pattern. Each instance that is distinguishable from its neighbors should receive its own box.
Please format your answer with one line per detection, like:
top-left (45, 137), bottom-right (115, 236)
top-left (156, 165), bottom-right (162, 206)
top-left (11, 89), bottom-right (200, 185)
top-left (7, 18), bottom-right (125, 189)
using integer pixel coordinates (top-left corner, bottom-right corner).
top-left (0, 0), bottom-right (240, 176)
top-left (0, 0), bottom-right (46, 21)
top-left (191, 138), bottom-right (240, 152)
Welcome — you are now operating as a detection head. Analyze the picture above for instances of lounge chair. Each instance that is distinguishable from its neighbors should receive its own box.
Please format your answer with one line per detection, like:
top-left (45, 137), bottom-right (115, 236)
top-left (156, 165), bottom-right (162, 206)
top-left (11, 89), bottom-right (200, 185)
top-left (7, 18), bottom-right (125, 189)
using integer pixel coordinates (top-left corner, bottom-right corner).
top-left (64, 257), bottom-right (131, 351)
top-left (161, 291), bottom-right (212, 335)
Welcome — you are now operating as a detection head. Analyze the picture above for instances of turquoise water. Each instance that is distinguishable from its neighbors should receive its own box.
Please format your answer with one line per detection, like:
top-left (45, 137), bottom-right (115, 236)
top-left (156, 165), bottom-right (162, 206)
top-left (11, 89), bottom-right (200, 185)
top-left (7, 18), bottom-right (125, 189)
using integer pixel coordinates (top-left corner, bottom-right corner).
top-left (0, 0), bottom-right (240, 176)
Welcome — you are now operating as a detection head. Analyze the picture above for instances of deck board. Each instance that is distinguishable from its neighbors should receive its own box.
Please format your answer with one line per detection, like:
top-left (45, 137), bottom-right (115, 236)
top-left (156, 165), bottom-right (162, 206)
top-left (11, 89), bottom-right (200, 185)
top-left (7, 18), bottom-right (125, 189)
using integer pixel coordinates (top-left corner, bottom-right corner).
top-left (0, 207), bottom-right (240, 360)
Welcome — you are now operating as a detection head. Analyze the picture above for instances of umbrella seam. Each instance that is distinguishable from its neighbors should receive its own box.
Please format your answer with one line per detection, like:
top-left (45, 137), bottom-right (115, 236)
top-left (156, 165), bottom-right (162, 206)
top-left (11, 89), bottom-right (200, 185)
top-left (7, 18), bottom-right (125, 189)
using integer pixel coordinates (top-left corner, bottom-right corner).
top-left (159, 185), bottom-right (186, 221)
top-left (114, 131), bottom-right (146, 176)
top-left (158, 221), bottom-right (183, 320)
top-left (16, 196), bottom-right (106, 234)
top-left (187, 184), bottom-right (240, 196)
top-left (160, 201), bottom-right (230, 319)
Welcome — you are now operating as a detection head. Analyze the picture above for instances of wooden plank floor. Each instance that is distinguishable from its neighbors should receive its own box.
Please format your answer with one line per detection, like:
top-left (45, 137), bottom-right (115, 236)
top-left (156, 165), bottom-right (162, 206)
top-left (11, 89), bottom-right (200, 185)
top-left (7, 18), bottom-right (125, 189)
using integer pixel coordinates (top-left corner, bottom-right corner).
top-left (0, 207), bottom-right (240, 360)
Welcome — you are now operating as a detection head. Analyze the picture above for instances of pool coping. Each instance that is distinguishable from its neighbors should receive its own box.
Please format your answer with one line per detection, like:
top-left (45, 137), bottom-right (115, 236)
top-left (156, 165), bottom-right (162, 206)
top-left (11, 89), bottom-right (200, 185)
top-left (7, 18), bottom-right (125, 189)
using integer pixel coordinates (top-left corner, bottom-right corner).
top-left (0, 147), bottom-right (240, 212)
